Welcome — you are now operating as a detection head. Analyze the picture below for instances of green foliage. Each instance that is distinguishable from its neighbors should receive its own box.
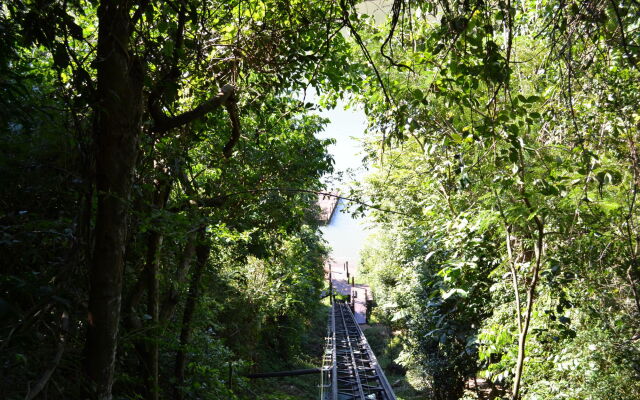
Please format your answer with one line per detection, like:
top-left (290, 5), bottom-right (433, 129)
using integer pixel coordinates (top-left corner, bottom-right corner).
top-left (348, 1), bottom-right (640, 399)
top-left (1, 0), bottom-right (353, 398)
top-left (4, 0), bottom-right (640, 399)
top-left (361, 210), bottom-right (499, 399)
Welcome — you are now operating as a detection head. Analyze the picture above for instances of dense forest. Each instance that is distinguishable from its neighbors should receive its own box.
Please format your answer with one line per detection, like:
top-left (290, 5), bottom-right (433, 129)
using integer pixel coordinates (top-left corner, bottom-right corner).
top-left (1, 0), bottom-right (639, 400)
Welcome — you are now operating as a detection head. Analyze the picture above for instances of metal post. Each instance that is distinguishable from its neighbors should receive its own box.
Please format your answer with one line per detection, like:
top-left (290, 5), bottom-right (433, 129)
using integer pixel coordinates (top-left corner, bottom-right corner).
top-left (329, 273), bottom-right (333, 305)
top-left (365, 289), bottom-right (368, 324)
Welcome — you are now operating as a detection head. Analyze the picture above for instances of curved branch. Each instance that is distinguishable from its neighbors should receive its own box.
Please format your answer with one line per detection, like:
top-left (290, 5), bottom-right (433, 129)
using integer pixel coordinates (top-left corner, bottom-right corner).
top-left (609, 0), bottom-right (639, 71)
top-left (339, 0), bottom-right (393, 105)
top-left (223, 94), bottom-right (241, 158)
top-left (151, 84), bottom-right (237, 134)
top-left (380, 0), bottom-right (414, 72)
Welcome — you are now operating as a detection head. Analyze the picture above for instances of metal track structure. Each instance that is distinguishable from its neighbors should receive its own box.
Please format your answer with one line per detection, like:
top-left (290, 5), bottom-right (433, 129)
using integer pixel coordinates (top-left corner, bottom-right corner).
top-left (321, 302), bottom-right (396, 400)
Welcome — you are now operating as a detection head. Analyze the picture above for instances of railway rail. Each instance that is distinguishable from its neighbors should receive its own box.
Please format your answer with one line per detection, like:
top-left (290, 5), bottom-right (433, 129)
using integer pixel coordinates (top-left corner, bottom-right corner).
top-left (321, 302), bottom-right (396, 400)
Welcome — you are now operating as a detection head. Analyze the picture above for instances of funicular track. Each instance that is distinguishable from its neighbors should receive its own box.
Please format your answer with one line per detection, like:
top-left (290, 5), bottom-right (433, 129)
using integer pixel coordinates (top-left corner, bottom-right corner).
top-left (321, 302), bottom-right (396, 400)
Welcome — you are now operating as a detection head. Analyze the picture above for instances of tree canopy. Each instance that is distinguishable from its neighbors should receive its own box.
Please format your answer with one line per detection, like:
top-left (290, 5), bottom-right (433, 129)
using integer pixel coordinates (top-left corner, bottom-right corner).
top-left (1, 0), bottom-right (640, 399)
top-left (349, 0), bottom-right (640, 399)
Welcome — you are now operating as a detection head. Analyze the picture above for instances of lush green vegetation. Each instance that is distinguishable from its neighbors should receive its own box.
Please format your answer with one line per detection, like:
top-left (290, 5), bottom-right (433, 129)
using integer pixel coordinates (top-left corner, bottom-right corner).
top-left (1, 1), bottom-right (349, 399)
top-left (2, 0), bottom-right (640, 399)
top-left (350, 1), bottom-right (640, 399)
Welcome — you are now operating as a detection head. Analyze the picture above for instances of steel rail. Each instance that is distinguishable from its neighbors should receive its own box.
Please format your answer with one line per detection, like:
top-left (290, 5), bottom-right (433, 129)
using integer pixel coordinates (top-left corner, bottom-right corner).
top-left (337, 302), bottom-right (366, 399)
top-left (323, 302), bottom-right (397, 400)
top-left (332, 301), bottom-right (338, 400)
top-left (344, 304), bottom-right (397, 400)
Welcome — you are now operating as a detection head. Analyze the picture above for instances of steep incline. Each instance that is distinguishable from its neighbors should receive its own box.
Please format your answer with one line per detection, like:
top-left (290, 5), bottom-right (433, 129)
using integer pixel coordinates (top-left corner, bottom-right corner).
top-left (321, 302), bottom-right (396, 400)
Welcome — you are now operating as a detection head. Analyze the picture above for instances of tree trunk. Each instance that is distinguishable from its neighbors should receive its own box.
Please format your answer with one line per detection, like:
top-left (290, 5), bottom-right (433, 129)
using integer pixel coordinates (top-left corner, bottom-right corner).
top-left (511, 225), bottom-right (543, 400)
top-left (624, 134), bottom-right (640, 316)
top-left (144, 230), bottom-right (162, 400)
top-left (160, 232), bottom-right (198, 322)
top-left (85, 2), bottom-right (141, 399)
top-left (143, 180), bottom-right (172, 400)
top-left (174, 240), bottom-right (210, 400)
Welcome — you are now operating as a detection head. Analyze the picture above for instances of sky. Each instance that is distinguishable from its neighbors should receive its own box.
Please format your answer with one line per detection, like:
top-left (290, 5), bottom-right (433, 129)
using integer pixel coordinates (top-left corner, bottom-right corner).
top-left (315, 100), bottom-right (371, 271)
top-left (318, 102), bottom-right (368, 182)
top-left (312, 1), bottom-right (393, 270)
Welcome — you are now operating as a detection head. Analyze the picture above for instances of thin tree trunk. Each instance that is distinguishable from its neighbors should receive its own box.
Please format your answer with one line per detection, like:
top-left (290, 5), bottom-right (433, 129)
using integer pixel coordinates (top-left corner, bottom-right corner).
top-left (143, 230), bottom-right (162, 400)
top-left (85, 2), bottom-right (140, 399)
top-left (624, 134), bottom-right (640, 316)
top-left (505, 225), bottom-right (523, 334)
top-left (160, 232), bottom-right (198, 322)
top-left (143, 180), bottom-right (172, 400)
top-left (510, 145), bottom-right (545, 400)
top-left (174, 240), bottom-right (210, 400)
top-left (159, 163), bottom-right (202, 323)
top-left (512, 225), bottom-right (543, 400)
